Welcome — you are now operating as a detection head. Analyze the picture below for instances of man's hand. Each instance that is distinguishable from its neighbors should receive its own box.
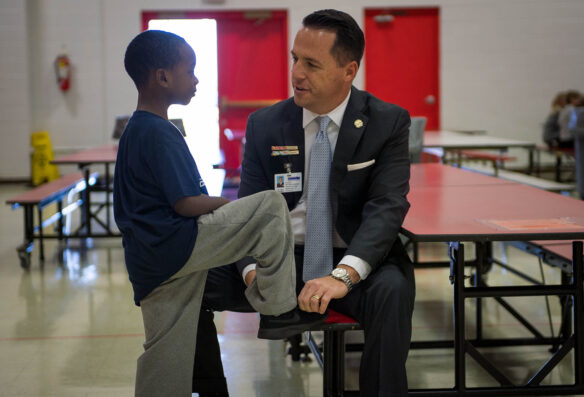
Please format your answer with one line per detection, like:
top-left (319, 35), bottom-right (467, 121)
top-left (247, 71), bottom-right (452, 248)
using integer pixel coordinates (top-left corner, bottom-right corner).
top-left (244, 269), bottom-right (256, 287)
top-left (298, 276), bottom-right (349, 314)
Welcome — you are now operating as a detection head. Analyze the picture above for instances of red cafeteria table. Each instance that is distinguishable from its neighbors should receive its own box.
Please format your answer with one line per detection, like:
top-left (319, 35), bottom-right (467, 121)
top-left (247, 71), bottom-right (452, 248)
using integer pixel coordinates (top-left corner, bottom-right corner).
top-left (403, 164), bottom-right (584, 396)
top-left (52, 143), bottom-right (226, 239)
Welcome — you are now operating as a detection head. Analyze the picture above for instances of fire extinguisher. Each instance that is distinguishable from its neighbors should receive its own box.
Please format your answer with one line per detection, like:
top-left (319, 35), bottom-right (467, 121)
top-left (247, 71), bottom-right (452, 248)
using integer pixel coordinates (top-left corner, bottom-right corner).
top-left (54, 53), bottom-right (71, 92)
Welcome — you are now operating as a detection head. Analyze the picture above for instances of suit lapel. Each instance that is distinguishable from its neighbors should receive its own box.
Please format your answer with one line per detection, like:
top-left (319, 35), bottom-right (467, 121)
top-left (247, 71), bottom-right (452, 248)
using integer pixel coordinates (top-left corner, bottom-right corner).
top-left (331, 88), bottom-right (368, 199)
top-left (282, 105), bottom-right (305, 176)
top-left (270, 103), bottom-right (305, 205)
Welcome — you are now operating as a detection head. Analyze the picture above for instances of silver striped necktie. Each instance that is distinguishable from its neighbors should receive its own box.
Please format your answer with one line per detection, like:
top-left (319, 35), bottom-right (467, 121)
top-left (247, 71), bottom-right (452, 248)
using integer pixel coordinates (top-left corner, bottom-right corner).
top-left (303, 116), bottom-right (333, 281)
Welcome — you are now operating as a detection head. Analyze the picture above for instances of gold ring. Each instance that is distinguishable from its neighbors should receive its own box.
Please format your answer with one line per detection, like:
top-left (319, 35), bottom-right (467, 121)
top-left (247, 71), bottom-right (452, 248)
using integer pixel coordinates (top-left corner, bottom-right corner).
top-left (311, 295), bottom-right (321, 301)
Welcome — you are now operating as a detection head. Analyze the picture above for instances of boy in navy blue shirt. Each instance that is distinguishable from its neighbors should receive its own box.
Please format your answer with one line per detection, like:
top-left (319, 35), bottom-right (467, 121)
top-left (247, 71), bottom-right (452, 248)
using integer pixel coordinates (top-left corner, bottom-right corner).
top-left (114, 30), bottom-right (325, 397)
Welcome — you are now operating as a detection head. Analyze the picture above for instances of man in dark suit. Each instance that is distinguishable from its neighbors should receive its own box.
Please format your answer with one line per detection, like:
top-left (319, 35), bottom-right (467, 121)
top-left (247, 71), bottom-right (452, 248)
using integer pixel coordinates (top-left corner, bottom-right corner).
top-left (193, 9), bottom-right (415, 397)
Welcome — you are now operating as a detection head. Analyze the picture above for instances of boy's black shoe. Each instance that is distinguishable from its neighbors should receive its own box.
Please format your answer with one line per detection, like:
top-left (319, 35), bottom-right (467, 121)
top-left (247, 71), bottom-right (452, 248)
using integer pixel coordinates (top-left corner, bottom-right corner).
top-left (257, 308), bottom-right (328, 340)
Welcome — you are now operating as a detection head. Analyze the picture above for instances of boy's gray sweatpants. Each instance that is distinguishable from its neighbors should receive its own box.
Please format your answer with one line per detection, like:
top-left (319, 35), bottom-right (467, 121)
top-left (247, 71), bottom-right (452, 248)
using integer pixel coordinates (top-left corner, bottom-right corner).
top-left (134, 190), bottom-right (297, 397)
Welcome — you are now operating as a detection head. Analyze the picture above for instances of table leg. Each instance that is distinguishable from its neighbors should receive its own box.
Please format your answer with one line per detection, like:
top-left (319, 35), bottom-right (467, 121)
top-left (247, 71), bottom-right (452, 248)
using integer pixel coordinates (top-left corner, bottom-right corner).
top-left (105, 164), bottom-right (111, 232)
top-left (37, 206), bottom-right (44, 262)
top-left (573, 241), bottom-right (583, 386)
top-left (23, 205), bottom-right (34, 250)
top-left (475, 243), bottom-right (485, 341)
top-left (535, 148), bottom-right (541, 177)
top-left (57, 200), bottom-right (63, 241)
top-left (323, 330), bottom-right (335, 397)
top-left (450, 242), bottom-right (466, 393)
top-left (557, 270), bottom-right (573, 348)
top-left (528, 147), bottom-right (535, 175)
top-left (83, 167), bottom-right (92, 236)
top-left (555, 151), bottom-right (563, 182)
top-left (17, 205), bottom-right (34, 269)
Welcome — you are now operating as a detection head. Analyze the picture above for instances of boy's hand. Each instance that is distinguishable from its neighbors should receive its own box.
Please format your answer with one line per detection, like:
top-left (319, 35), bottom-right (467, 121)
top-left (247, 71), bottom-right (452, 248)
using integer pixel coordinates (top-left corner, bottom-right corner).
top-left (244, 270), bottom-right (256, 287)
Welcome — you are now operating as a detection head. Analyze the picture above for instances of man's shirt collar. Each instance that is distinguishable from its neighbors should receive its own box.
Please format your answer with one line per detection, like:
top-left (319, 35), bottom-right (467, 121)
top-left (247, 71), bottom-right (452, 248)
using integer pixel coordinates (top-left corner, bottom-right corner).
top-left (302, 90), bottom-right (352, 129)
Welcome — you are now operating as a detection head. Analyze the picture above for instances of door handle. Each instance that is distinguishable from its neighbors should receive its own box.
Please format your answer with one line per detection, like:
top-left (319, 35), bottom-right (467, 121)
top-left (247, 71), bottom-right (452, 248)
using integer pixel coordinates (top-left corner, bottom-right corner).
top-left (425, 95), bottom-right (436, 105)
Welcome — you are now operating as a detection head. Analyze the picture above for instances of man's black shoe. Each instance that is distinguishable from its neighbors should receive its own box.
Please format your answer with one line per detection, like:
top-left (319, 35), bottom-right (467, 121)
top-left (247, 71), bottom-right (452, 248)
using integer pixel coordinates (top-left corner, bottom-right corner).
top-left (257, 308), bottom-right (328, 340)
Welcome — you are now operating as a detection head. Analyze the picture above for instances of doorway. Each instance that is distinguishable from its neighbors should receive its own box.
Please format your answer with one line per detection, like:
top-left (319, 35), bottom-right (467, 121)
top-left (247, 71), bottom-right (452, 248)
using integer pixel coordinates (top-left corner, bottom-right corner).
top-left (147, 18), bottom-right (221, 171)
top-left (364, 8), bottom-right (440, 130)
top-left (143, 11), bottom-right (289, 181)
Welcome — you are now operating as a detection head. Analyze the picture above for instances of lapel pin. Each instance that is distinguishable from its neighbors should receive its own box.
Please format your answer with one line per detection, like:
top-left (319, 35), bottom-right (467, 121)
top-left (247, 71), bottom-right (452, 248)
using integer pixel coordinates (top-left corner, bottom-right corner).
top-left (354, 119), bottom-right (364, 128)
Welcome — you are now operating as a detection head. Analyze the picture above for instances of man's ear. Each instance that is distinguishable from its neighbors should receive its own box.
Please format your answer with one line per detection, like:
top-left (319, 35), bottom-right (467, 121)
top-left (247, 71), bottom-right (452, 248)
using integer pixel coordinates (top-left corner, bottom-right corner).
top-left (155, 69), bottom-right (170, 87)
top-left (344, 61), bottom-right (358, 83)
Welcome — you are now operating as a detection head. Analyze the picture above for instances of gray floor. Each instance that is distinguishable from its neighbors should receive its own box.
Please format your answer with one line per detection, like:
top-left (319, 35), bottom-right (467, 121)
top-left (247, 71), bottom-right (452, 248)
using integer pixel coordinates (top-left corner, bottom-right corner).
top-left (0, 185), bottom-right (581, 396)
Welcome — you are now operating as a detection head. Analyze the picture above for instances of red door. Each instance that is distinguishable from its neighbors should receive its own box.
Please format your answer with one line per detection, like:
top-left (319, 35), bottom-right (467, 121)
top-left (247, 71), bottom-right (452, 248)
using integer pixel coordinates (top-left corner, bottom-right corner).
top-left (142, 10), bottom-right (289, 178)
top-left (365, 8), bottom-right (440, 130)
top-left (215, 11), bottom-right (288, 177)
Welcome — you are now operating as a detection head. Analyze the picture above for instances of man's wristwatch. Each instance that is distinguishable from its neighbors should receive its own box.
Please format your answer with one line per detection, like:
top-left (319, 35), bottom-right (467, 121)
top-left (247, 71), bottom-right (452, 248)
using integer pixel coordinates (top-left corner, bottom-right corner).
top-left (330, 267), bottom-right (353, 292)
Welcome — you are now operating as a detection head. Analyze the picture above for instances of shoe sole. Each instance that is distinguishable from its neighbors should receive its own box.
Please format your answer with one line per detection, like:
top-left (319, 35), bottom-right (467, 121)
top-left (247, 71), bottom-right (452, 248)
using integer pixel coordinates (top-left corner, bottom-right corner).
top-left (257, 316), bottom-right (328, 340)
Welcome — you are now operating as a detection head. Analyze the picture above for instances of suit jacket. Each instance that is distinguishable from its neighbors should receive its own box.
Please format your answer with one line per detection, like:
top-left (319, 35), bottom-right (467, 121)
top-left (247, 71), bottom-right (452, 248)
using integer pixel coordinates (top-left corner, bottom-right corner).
top-left (237, 86), bottom-right (412, 274)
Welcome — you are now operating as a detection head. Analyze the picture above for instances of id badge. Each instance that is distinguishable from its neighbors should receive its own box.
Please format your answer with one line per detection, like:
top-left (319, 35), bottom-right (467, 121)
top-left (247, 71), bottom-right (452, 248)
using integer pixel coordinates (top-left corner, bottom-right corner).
top-left (274, 172), bottom-right (302, 193)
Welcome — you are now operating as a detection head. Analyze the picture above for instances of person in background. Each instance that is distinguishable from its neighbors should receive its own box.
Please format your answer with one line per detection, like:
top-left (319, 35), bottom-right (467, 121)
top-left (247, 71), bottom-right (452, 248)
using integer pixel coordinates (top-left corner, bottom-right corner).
top-left (542, 91), bottom-right (566, 148)
top-left (114, 30), bottom-right (326, 397)
top-left (557, 90), bottom-right (581, 148)
top-left (568, 95), bottom-right (584, 130)
top-left (194, 9), bottom-right (416, 397)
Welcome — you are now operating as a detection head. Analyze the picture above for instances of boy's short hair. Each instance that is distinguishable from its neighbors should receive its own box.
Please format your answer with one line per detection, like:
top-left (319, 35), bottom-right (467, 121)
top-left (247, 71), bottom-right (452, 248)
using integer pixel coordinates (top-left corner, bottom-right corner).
top-left (302, 9), bottom-right (365, 67)
top-left (124, 30), bottom-right (188, 88)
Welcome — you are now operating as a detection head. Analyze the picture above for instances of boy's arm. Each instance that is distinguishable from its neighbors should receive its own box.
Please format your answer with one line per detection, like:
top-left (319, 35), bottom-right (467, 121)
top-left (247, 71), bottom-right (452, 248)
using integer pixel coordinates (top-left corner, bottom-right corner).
top-left (174, 195), bottom-right (230, 217)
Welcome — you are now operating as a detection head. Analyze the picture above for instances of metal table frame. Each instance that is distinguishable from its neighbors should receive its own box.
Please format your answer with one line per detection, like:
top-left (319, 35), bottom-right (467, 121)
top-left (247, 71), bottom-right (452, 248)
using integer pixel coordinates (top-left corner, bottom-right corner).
top-left (401, 174), bottom-right (584, 395)
top-left (52, 145), bottom-right (120, 238)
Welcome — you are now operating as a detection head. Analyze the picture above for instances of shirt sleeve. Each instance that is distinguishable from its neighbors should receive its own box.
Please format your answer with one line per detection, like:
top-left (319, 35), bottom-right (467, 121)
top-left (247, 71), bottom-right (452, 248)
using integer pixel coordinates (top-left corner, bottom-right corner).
top-left (243, 257), bottom-right (371, 282)
top-left (339, 255), bottom-right (372, 280)
top-left (241, 264), bottom-right (257, 281)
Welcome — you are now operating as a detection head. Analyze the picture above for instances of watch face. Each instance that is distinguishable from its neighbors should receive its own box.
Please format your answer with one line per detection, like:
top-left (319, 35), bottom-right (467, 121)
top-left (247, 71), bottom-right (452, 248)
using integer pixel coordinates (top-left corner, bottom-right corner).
top-left (332, 268), bottom-right (347, 277)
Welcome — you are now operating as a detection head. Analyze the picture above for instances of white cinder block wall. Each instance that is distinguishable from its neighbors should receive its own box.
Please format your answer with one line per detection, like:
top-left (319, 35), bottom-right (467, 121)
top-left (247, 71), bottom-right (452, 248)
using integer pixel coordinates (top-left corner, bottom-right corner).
top-left (1, 0), bottom-right (583, 179)
top-left (0, 0), bottom-right (31, 180)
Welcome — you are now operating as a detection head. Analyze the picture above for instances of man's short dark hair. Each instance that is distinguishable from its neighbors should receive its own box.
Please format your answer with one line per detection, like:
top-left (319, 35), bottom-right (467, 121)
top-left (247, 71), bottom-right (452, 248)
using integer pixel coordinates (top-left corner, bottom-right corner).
top-left (124, 30), bottom-right (188, 88)
top-left (302, 9), bottom-right (365, 67)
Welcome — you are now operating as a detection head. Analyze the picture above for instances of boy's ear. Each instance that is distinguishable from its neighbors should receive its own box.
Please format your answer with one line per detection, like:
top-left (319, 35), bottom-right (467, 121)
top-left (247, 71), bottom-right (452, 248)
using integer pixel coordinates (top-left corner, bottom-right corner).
top-left (155, 69), bottom-right (170, 87)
